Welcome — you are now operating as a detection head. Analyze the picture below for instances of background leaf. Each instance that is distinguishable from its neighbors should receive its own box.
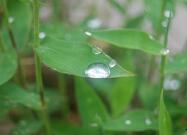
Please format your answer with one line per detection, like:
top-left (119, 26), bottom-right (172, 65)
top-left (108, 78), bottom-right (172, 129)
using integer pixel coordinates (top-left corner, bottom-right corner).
top-left (75, 78), bottom-right (109, 126)
top-left (166, 52), bottom-right (187, 74)
top-left (0, 83), bottom-right (41, 110)
top-left (103, 109), bottom-right (158, 131)
top-left (90, 29), bottom-right (164, 55)
top-left (0, 49), bottom-right (17, 85)
top-left (159, 91), bottom-right (172, 135)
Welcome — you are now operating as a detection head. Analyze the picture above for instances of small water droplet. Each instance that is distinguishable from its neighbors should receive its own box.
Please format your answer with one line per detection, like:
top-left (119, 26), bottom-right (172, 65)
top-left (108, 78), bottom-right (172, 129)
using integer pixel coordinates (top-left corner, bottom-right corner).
top-left (162, 20), bottom-right (168, 28)
top-left (160, 48), bottom-right (170, 55)
top-left (8, 16), bottom-right (14, 24)
top-left (92, 47), bottom-right (102, 55)
top-left (39, 32), bottom-right (46, 39)
top-left (85, 63), bottom-right (110, 78)
top-left (125, 120), bottom-right (131, 125)
top-left (149, 34), bottom-right (154, 40)
top-left (90, 123), bottom-right (98, 127)
top-left (87, 18), bottom-right (102, 29)
top-left (164, 77), bottom-right (181, 91)
top-left (164, 10), bottom-right (171, 18)
top-left (85, 31), bottom-right (92, 36)
top-left (145, 118), bottom-right (152, 125)
top-left (109, 59), bottom-right (117, 68)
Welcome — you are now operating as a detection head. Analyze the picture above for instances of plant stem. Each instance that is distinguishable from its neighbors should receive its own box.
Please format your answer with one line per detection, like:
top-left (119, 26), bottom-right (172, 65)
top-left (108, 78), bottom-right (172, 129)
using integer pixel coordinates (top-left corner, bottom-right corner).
top-left (0, 32), bottom-right (5, 52)
top-left (33, 0), bottom-right (51, 135)
top-left (2, 0), bottom-right (27, 88)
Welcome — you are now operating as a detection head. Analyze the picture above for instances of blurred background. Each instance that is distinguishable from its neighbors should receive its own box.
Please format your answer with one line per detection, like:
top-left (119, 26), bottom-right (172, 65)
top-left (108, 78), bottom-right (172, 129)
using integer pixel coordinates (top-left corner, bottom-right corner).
top-left (0, 0), bottom-right (187, 135)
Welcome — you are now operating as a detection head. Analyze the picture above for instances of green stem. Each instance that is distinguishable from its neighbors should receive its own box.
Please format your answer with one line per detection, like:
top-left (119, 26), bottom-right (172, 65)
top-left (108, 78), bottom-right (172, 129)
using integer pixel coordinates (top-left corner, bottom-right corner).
top-left (2, 0), bottom-right (27, 88)
top-left (33, 0), bottom-right (51, 135)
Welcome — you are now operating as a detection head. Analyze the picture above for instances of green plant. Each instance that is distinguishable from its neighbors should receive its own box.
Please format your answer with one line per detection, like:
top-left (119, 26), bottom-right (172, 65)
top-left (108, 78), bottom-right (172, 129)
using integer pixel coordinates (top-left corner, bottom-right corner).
top-left (0, 0), bottom-right (187, 135)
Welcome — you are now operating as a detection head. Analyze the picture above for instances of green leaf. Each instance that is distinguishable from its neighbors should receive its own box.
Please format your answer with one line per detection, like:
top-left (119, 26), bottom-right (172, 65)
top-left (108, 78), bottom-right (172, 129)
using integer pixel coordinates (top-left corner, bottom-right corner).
top-left (159, 90), bottom-right (172, 135)
top-left (0, 83), bottom-right (41, 110)
top-left (0, 49), bottom-right (17, 85)
top-left (52, 122), bottom-right (100, 135)
top-left (11, 120), bottom-right (42, 135)
top-left (144, 0), bottom-right (163, 30)
top-left (165, 53), bottom-right (187, 74)
top-left (110, 53), bottom-right (136, 117)
top-left (90, 29), bottom-right (164, 55)
top-left (7, 0), bottom-right (32, 49)
top-left (36, 36), bottom-right (134, 78)
top-left (75, 78), bottom-right (109, 126)
top-left (103, 109), bottom-right (158, 131)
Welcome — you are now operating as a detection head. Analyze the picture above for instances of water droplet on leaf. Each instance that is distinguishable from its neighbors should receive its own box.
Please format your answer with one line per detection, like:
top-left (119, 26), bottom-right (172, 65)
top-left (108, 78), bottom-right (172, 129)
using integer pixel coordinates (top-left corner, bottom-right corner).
top-left (85, 31), bottom-right (92, 36)
top-left (149, 34), bottom-right (154, 40)
top-left (145, 118), bottom-right (152, 125)
top-left (109, 60), bottom-right (117, 68)
top-left (92, 47), bottom-right (102, 55)
top-left (39, 32), bottom-right (46, 39)
top-left (125, 119), bottom-right (131, 125)
top-left (87, 18), bottom-right (102, 29)
top-left (160, 48), bottom-right (170, 55)
top-left (90, 123), bottom-right (98, 127)
top-left (8, 16), bottom-right (14, 24)
top-left (85, 63), bottom-right (110, 78)
top-left (164, 10), bottom-right (171, 18)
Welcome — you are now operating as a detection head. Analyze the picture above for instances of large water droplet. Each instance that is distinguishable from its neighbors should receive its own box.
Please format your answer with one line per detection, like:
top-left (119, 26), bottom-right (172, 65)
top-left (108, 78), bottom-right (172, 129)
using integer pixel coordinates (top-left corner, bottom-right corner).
top-left (92, 47), bottom-right (102, 55)
top-left (85, 63), bottom-right (110, 78)
top-left (85, 31), bottom-right (92, 36)
top-left (160, 48), bottom-right (170, 55)
top-left (8, 16), bottom-right (14, 24)
top-left (87, 18), bottom-right (102, 29)
top-left (125, 119), bottom-right (131, 125)
top-left (109, 60), bottom-right (117, 68)
top-left (39, 32), bottom-right (46, 39)
top-left (145, 118), bottom-right (152, 125)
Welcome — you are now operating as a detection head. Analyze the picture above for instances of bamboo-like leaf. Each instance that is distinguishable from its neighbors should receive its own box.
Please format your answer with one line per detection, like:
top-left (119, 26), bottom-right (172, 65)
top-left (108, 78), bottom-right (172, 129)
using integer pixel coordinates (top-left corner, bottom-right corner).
top-left (89, 29), bottom-right (164, 55)
top-left (36, 36), bottom-right (134, 78)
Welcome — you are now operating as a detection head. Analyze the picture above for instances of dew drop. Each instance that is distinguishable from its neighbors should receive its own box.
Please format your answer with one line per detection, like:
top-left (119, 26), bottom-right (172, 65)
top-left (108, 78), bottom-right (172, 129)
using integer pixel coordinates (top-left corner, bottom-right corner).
top-left (85, 63), bottom-right (110, 78)
top-left (39, 32), bottom-right (46, 39)
top-left (109, 59), bottom-right (117, 68)
top-left (8, 16), bottom-right (14, 24)
top-left (164, 10), bottom-right (171, 18)
top-left (160, 48), bottom-right (170, 55)
top-left (162, 20), bottom-right (168, 28)
top-left (87, 18), bottom-right (102, 29)
top-left (149, 34), bottom-right (154, 40)
top-left (145, 118), bottom-right (152, 125)
top-left (85, 31), bottom-right (92, 36)
top-left (125, 119), bottom-right (131, 125)
top-left (90, 123), bottom-right (98, 127)
top-left (92, 47), bottom-right (102, 55)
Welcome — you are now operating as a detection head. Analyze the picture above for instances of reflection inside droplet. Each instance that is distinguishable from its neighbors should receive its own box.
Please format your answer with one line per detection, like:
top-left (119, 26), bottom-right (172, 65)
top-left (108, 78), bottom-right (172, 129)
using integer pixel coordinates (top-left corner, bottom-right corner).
top-left (85, 63), bottom-right (110, 78)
